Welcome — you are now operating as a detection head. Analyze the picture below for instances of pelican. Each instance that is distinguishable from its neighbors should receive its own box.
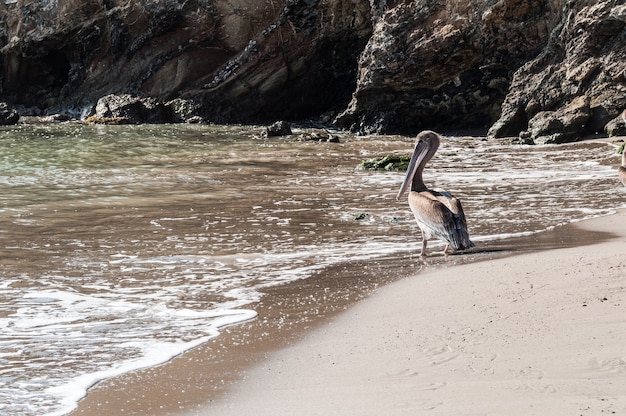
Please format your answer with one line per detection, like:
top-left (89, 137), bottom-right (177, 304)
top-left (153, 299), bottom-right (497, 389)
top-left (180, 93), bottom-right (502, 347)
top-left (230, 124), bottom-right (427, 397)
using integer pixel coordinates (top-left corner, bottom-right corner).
top-left (397, 130), bottom-right (474, 256)
top-left (618, 110), bottom-right (626, 186)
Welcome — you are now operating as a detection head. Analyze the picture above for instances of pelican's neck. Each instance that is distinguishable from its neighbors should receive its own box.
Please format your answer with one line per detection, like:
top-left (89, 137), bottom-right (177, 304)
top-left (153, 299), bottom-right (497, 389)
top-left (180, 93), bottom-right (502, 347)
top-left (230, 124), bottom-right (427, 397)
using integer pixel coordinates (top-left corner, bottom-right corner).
top-left (411, 164), bottom-right (428, 192)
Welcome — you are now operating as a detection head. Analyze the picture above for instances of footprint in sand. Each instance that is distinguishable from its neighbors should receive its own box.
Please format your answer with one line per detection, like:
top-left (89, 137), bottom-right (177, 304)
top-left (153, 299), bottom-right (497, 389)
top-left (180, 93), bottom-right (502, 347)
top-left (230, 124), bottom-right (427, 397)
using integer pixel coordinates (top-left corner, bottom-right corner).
top-left (512, 383), bottom-right (558, 393)
top-left (387, 368), bottom-right (420, 379)
top-left (588, 357), bottom-right (626, 375)
top-left (386, 369), bottom-right (447, 391)
top-left (416, 381), bottom-right (447, 391)
top-left (422, 401), bottom-right (444, 410)
top-left (423, 345), bottom-right (460, 366)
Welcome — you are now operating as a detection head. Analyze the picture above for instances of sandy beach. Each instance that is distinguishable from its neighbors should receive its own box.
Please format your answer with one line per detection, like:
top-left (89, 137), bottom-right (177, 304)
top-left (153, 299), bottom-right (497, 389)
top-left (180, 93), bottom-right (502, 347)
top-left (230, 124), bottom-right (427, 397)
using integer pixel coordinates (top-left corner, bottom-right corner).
top-left (70, 208), bottom-right (626, 416)
top-left (191, 211), bottom-right (626, 416)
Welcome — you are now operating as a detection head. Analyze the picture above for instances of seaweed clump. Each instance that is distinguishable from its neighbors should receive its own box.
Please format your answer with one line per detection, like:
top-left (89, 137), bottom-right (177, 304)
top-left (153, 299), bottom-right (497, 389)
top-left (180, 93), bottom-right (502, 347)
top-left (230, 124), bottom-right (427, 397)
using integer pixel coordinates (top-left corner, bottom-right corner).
top-left (356, 154), bottom-right (410, 171)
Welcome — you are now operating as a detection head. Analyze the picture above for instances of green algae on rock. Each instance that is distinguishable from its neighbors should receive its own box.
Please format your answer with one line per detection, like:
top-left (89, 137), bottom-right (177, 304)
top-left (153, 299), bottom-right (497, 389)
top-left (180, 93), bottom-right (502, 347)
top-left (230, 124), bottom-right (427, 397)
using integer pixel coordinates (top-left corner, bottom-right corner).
top-left (356, 154), bottom-right (410, 171)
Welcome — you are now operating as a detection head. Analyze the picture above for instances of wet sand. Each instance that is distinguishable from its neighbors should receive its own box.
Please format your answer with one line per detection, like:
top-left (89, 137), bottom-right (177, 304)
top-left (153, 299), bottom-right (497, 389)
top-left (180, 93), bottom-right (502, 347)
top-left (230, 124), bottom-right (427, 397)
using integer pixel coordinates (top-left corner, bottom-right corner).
top-left (70, 209), bottom-right (626, 415)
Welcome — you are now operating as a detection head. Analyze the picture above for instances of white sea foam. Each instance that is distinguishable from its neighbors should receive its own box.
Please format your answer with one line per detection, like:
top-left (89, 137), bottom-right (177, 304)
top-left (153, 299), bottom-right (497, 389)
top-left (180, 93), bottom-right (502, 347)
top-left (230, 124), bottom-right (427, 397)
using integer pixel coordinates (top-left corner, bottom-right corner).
top-left (43, 308), bottom-right (257, 416)
top-left (6, 288), bottom-right (257, 416)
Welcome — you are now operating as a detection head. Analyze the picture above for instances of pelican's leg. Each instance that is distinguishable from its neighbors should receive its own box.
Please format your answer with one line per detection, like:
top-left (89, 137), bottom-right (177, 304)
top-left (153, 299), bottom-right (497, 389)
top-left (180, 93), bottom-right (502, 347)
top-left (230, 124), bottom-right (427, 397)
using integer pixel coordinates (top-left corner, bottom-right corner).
top-left (442, 243), bottom-right (450, 257)
top-left (419, 239), bottom-right (428, 257)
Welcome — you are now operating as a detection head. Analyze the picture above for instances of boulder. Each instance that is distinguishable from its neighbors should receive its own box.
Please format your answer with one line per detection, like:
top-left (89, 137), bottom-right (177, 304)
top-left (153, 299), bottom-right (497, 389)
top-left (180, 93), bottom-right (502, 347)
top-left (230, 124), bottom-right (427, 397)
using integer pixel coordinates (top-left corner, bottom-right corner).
top-left (523, 96), bottom-right (591, 144)
top-left (606, 110), bottom-right (626, 136)
top-left (167, 98), bottom-right (203, 123)
top-left (297, 131), bottom-right (339, 143)
top-left (263, 121), bottom-right (292, 137)
top-left (92, 94), bottom-right (172, 124)
top-left (0, 103), bottom-right (19, 125)
top-left (297, 130), bottom-right (340, 143)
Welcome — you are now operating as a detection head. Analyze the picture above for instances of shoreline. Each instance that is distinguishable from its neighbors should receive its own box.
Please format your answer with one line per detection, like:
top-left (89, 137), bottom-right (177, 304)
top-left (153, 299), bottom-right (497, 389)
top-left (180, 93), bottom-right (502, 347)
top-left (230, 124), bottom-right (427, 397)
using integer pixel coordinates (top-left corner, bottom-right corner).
top-left (196, 210), bottom-right (626, 415)
top-left (68, 210), bottom-right (623, 415)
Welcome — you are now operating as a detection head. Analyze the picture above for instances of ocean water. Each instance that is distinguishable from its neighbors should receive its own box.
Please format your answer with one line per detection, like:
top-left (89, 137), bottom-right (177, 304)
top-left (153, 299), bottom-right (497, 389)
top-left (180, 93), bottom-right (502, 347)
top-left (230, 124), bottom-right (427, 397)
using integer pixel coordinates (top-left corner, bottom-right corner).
top-left (0, 122), bottom-right (623, 416)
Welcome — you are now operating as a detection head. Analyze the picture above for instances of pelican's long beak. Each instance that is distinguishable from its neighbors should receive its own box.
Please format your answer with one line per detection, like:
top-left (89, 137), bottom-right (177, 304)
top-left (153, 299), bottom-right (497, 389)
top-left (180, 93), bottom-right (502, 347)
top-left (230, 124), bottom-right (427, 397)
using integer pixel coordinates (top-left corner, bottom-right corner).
top-left (396, 140), bottom-right (429, 200)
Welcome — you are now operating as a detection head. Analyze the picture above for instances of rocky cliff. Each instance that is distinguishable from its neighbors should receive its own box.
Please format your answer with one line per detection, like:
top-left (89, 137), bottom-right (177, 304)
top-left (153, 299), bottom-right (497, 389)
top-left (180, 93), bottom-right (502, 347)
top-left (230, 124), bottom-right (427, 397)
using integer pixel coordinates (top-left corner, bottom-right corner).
top-left (488, 1), bottom-right (626, 143)
top-left (0, 0), bottom-right (372, 123)
top-left (336, 0), bottom-right (567, 135)
top-left (336, 0), bottom-right (625, 141)
top-left (0, 0), bottom-right (624, 141)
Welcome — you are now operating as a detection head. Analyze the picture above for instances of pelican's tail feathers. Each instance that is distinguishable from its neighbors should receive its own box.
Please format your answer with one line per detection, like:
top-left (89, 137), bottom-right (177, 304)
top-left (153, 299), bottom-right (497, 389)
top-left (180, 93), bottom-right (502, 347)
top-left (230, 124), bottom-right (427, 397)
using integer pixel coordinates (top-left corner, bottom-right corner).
top-left (450, 234), bottom-right (474, 251)
top-left (449, 218), bottom-right (474, 251)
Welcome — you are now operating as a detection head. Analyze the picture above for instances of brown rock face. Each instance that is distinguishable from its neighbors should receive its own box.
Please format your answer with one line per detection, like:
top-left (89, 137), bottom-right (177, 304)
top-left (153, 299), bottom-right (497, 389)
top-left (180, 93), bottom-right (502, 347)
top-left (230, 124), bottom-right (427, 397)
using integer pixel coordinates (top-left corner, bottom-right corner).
top-left (489, 1), bottom-right (626, 142)
top-left (0, 0), bottom-right (372, 122)
top-left (336, 0), bottom-right (566, 134)
top-left (0, 0), bottom-right (624, 140)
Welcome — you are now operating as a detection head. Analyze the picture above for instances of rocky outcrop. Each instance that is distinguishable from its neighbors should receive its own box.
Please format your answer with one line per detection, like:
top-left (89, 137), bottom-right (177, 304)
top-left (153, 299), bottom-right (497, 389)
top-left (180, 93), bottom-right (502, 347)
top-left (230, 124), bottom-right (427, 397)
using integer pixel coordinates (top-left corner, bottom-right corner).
top-left (337, 0), bottom-right (625, 139)
top-left (488, 2), bottom-right (626, 143)
top-left (0, 0), bottom-right (624, 141)
top-left (336, 0), bottom-right (567, 134)
top-left (0, 0), bottom-right (372, 123)
top-left (518, 96), bottom-right (591, 144)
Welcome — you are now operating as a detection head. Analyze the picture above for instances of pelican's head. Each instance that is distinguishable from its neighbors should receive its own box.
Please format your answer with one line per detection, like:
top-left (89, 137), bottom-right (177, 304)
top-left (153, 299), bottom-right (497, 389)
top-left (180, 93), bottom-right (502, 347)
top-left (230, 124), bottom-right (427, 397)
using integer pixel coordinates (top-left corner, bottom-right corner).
top-left (396, 130), bottom-right (441, 200)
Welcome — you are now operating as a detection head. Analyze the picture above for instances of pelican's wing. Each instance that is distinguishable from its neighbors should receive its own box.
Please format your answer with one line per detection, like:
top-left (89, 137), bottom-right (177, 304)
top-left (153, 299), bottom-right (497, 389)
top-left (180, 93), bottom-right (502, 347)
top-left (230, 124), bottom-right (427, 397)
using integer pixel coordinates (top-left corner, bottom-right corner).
top-left (435, 190), bottom-right (469, 225)
top-left (410, 191), bottom-right (473, 250)
top-left (435, 191), bottom-right (474, 250)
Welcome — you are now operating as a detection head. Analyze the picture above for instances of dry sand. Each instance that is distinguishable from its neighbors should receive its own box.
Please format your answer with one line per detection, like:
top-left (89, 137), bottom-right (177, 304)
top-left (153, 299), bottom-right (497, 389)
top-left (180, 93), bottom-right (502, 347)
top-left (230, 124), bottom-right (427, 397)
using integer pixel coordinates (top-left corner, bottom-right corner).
top-left (188, 211), bottom-right (626, 416)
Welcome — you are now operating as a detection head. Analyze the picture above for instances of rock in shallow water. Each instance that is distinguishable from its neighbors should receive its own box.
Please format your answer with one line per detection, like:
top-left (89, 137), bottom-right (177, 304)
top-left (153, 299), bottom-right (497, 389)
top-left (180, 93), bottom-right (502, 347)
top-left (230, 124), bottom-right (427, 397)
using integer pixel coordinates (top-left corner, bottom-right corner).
top-left (263, 121), bottom-right (292, 137)
top-left (0, 103), bottom-right (19, 125)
